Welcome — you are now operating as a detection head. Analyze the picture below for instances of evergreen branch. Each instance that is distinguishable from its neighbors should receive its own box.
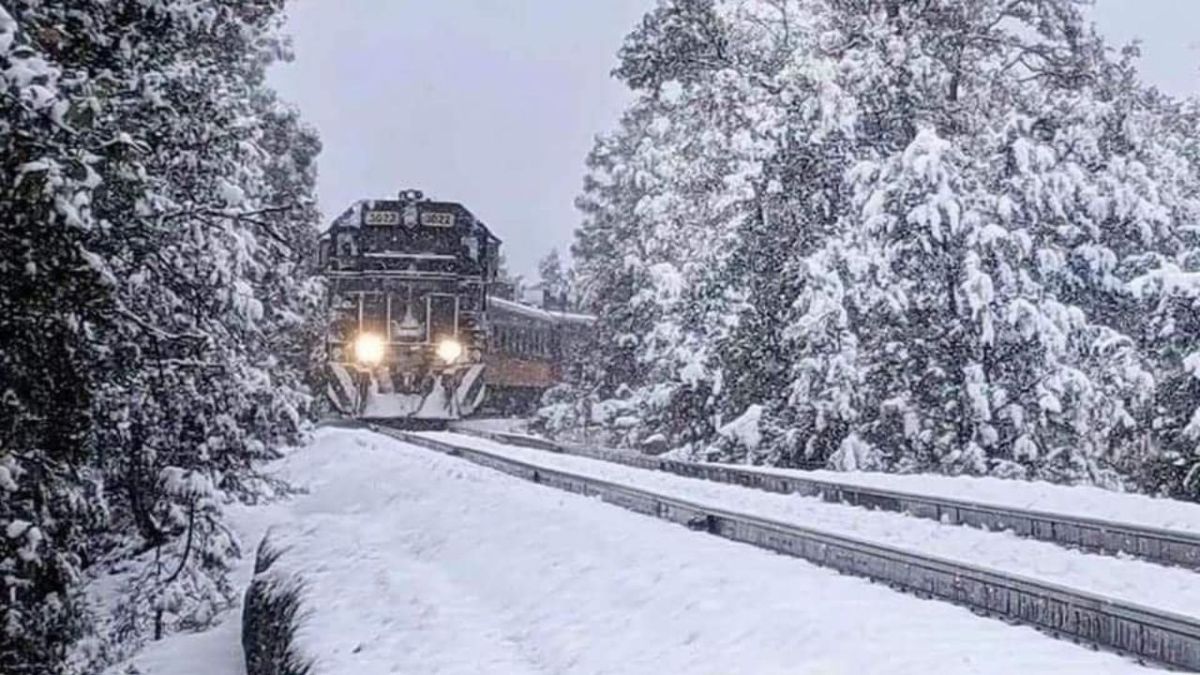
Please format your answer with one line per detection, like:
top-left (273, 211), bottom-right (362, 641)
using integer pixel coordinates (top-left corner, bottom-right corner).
top-left (163, 499), bottom-right (197, 587)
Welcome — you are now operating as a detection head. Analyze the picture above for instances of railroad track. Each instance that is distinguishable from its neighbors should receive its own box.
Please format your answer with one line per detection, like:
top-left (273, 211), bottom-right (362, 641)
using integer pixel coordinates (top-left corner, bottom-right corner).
top-left (449, 426), bottom-right (1200, 573)
top-left (372, 425), bottom-right (1200, 670)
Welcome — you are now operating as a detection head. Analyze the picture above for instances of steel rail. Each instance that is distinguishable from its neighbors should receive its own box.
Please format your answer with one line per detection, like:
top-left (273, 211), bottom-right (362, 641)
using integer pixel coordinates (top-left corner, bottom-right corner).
top-left (376, 426), bottom-right (1200, 671)
top-left (449, 427), bottom-right (1200, 573)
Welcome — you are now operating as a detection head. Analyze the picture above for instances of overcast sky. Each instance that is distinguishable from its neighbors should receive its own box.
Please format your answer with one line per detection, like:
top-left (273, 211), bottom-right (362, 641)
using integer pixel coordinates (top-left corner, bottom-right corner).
top-left (268, 1), bottom-right (1200, 278)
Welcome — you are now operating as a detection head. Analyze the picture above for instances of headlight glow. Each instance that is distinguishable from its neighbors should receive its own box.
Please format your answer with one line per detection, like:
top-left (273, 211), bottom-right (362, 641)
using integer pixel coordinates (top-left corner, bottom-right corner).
top-left (436, 338), bottom-right (463, 363)
top-left (353, 332), bottom-right (386, 366)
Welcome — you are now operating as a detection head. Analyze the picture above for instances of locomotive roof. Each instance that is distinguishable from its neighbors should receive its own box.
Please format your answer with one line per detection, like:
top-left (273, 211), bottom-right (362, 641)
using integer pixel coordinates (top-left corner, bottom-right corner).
top-left (487, 295), bottom-right (595, 326)
top-left (320, 197), bottom-right (501, 244)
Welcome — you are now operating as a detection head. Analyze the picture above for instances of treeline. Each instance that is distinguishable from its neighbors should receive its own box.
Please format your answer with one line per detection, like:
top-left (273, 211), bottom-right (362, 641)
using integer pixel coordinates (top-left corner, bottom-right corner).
top-left (542, 0), bottom-right (1200, 501)
top-left (0, 2), bottom-right (321, 673)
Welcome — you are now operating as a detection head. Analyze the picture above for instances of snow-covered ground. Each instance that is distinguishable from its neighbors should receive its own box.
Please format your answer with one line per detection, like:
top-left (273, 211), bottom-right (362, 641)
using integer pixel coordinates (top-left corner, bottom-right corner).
top-left (110, 616), bottom-right (246, 675)
top-left (104, 497), bottom-right (289, 674)
top-left (114, 427), bottom-right (1155, 673)
top-left (427, 431), bottom-right (1200, 619)
top-left (450, 416), bottom-right (532, 434)
top-left (731, 463), bottom-right (1200, 536)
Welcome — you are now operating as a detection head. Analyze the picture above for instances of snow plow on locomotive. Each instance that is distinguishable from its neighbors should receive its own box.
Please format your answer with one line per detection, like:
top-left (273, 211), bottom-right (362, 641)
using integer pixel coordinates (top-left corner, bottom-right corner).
top-left (319, 189), bottom-right (590, 424)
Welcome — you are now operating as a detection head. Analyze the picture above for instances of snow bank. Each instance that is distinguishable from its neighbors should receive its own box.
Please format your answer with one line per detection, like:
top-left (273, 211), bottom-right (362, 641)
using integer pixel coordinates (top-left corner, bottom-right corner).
top-left (730, 465), bottom-right (1200, 536)
top-left (242, 532), bottom-right (311, 675)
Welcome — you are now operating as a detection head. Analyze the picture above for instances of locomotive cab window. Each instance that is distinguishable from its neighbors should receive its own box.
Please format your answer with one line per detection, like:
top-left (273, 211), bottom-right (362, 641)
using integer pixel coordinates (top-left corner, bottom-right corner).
top-left (388, 293), bottom-right (424, 342)
top-left (337, 232), bottom-right (356, 257)
top-left (319, 239), bottom-right (331, 268)
top-left (427, 294), bottom-right (458, 342)
top-left (361, 293), bottom-right (387, 338)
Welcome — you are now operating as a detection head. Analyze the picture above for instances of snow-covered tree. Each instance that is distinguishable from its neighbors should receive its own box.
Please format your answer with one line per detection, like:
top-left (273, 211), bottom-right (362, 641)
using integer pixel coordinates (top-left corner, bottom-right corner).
top-left (0, 2), bottom-right (321, 671)
top-left (1125, 97), bottom-right (1200, 498)
top-left (0, 7), bottom-right (109, 669)
top-left (560, 0), bottom-right (1200, 497)
top-left (537, 247), bottom-right (570, 307)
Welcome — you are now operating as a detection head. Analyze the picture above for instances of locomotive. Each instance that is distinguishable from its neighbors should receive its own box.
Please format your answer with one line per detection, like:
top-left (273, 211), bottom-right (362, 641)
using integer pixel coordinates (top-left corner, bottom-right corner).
top-left (319, 189), bottom-right (589, 422)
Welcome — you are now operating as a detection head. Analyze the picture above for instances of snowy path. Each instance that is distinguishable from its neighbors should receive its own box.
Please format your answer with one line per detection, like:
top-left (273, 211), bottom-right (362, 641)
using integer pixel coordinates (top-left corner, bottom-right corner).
top-left (426, 431), bottom-right (1200, 620)
top-left (115, 427), bottom-right (1158, 673)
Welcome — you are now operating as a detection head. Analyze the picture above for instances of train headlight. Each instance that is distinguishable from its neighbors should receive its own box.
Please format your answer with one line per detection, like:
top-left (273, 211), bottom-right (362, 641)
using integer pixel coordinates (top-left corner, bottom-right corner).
top-left (435, 338), bottom-right (463, 363)
top-left (353, 332), bottom-right (386, 366)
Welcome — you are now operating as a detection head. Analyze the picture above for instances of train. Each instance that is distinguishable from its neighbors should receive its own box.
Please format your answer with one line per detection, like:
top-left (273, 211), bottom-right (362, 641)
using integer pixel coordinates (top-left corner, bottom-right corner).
top-left (318, 189), bottom-right (590, 423)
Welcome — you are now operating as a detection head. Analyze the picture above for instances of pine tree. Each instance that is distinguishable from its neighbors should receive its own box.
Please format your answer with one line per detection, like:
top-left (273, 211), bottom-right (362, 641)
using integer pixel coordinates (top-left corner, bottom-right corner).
top-left (1126, 97), bottom-right (1200, 498)
top-left (537, 247), bottom-right (569, 308)
top-left (0, 7), bottom-right (109, 670)
top-left (571, 102), bottom-right (662, 399)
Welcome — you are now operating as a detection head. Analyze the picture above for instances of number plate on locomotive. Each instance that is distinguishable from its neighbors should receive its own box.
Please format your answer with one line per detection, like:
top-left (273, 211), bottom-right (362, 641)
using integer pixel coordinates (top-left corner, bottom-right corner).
top-left (363, 210), bottom-right (401, 225)
top-left (421, 211), bottom-right (455, 228)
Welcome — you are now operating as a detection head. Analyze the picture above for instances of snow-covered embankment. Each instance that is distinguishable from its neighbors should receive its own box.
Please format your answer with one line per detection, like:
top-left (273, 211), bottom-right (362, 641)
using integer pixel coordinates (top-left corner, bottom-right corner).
top-left (228, 427), bottom-right (1152, 674)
